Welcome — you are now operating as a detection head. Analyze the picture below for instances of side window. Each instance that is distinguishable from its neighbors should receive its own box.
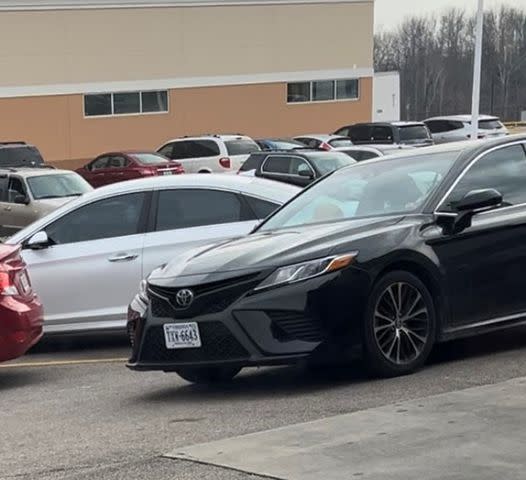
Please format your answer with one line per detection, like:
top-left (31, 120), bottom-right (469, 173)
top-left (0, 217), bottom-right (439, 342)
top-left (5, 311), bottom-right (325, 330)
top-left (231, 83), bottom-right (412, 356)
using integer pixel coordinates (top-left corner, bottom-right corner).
top-left (185, 140), bottom-right (221, 158)
top-left (290, 158), bottom-right (313, 176)
top-left (46, 193), bottom-right (145, 245)
top-left (0, 176), bottom-right (9, 202)
top-left (7, 177), bottom-right (27, 203)
top-left (426, 121), bottom-right (442, 134)
top-left (359, 151), bottom-right (381, 161)
top-left (371, 126), bottom-right (393, 142)
top-left (337, 127), bottom-right (351, 137)
top-left (262, 156), bottom-right (292, 174)
top-left (349, 125), bottom-right (372, 142)
top-left (107, 156), bottom-right (127, 169)
top-left (244, 195), bottom-right (280, 219)
top-left (171, 141), bottom-right (190, 159)
top-left (155, 189), bottom-right (247, 231)
top-left (441, 145), bottom-right (526, 211)
top-left (158, 143), bottom-right (174, 159)
top-left (90, 156), bottom-right (109, 171)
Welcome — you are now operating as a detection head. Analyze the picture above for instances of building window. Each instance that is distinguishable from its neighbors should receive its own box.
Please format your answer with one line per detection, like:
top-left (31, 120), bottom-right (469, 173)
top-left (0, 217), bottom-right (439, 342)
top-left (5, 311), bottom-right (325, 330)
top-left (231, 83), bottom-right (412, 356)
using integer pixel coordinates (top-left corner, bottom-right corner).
top-left (84, 90), bottom-right (168, 117)
top-left (287, 79), bottom-right (359, 104)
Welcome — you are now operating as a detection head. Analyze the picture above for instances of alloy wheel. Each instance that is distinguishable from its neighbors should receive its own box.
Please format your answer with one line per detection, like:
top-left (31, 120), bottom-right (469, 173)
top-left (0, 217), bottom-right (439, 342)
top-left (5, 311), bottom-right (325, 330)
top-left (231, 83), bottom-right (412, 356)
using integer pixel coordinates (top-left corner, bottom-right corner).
top-left (373, 282), bottom-right (430, 365)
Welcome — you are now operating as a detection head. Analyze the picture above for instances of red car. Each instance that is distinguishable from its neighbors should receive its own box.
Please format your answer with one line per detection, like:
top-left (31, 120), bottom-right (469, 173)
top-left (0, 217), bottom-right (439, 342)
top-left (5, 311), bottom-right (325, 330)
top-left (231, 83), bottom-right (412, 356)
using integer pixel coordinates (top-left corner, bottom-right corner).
top-left (76, 151), bottom-right (185, 188)
top-left (0, 244), bottom-right (43, 363)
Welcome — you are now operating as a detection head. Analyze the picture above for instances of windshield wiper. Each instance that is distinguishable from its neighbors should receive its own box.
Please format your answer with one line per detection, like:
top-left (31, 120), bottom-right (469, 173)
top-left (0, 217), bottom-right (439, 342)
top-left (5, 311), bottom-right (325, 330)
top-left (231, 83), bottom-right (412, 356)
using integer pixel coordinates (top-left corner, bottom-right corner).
top-left (37, 193), bottom-right (83, 199)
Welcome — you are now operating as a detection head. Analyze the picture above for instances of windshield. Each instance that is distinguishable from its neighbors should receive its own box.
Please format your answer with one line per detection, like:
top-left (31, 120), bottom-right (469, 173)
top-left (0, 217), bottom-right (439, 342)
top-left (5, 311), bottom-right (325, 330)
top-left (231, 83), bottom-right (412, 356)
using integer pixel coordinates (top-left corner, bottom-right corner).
top-left (225, 139), bottom-right (260, 156)
top-left (399, 126), bottom-right (431, 141)
top-left (133, 153), bottom-right (169, 164)
top-left (308, 152), bottom-right (356, 175)
top-left (258, 151), bottom-right (459, 231)
top-left (27, 173), bottom-right (92, 199)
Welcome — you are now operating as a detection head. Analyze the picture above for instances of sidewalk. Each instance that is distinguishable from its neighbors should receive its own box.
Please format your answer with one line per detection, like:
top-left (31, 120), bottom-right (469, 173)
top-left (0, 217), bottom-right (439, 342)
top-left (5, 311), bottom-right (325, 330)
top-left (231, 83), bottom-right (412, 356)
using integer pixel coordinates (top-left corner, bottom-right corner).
top-left (166, 376), bottom-right (526, 480)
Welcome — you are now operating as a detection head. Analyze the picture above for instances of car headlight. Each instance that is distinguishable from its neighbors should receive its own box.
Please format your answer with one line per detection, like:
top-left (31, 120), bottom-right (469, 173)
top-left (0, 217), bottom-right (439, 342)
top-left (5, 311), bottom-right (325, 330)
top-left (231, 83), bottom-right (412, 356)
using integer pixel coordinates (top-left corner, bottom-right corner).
top-left (138, 278), bottom-right (148, 302)
top-left (255, 252), bottom-right (358, 291)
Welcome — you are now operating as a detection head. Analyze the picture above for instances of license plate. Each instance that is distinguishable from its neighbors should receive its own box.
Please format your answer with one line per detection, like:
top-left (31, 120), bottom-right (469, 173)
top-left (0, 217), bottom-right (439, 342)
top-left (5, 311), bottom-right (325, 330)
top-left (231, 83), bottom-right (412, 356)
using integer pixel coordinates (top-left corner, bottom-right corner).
top-left (162, 170), bottom-right (172, 176)
top-left (164, 322), bottom-right (201, 349)
top-left (19, 271), bottom-right (30, 293)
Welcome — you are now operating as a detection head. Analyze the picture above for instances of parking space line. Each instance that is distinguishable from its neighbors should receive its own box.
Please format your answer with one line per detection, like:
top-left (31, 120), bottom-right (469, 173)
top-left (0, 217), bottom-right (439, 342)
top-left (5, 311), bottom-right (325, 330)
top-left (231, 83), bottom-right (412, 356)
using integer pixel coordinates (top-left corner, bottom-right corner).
top-left (0, 357), bottom-right (128, 369)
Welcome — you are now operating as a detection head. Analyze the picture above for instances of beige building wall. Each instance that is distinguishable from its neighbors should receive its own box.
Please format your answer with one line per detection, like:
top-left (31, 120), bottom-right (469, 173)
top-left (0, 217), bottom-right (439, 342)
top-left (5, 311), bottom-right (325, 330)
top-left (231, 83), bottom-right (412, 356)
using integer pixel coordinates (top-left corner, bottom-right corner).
top-left (0, 2), bottom-right (373, 90)
top-left (0, 79), bottom-right (372, 168)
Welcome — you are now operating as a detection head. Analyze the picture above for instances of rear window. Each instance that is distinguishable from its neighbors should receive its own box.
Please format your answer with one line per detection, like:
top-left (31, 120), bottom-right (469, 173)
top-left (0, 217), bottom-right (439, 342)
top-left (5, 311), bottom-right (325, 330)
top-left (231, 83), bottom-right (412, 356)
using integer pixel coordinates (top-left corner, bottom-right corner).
top-left (328, 138), bottom-right (354, 148)
top-left (399, 126), bottom-right (431, 141)
top-left (133, 153), bottom-right (169, 165)
top-left (479, 119), bottom-right (503, 130)
top-left (0, 146), bottom-right (44, 167)
top-left (307, 152), bottom-right (356, 175)
top-left (225, 139), bottom-right (260, 156)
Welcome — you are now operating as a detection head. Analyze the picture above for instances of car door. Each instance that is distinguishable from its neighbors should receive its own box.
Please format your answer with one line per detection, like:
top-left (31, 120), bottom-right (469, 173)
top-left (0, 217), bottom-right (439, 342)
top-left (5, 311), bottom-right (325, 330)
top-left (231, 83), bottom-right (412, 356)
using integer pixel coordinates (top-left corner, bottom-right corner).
top-left (260, 155), bottom-right (294, 185)
top-left (106, 155), bottom-right (129, 184)
top-left (0, 175), bottom-right (34, 234)
top-left (289, 157), bottom-right (316, 187)
top-left (429, 143), bottom-right (526, 327)
top-left (85, 156), bottom-right (111, 187)
top-left (142, 188), bottom-right (258, 279)
top-left (21, 191), bottom-right (149, 331)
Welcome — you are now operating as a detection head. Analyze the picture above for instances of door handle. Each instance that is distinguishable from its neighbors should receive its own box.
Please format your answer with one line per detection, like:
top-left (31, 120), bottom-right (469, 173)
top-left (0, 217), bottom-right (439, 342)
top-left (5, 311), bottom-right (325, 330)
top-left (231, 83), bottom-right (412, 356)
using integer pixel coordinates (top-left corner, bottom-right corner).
top-left (108, 253), bottom-right (138, 262)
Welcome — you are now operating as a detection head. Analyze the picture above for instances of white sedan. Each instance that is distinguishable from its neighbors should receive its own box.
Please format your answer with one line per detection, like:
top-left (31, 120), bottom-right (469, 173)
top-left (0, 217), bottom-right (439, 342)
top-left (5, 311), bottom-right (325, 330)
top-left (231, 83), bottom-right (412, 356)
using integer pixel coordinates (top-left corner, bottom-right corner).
top-left (6, 175), bottom-right (299, 334)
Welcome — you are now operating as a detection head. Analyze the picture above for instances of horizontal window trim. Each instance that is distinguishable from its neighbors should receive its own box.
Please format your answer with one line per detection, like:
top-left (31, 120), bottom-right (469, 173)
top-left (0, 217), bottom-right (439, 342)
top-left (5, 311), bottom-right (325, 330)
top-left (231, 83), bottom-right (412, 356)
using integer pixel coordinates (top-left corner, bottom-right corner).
top-left (83, 90), bottom-right (169, 118)
top-left (0, 1), bottom-right (372, 12)
top-left (287, 78), bottom-right (360, 104)
top-left (0, 68), bottom-right (373, 99)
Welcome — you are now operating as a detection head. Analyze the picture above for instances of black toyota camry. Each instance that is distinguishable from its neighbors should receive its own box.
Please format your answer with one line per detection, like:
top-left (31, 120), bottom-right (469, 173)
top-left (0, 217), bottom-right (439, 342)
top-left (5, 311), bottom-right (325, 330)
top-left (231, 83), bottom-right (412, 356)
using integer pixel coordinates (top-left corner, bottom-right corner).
top-left (127, 135), bottom-right (526, 383)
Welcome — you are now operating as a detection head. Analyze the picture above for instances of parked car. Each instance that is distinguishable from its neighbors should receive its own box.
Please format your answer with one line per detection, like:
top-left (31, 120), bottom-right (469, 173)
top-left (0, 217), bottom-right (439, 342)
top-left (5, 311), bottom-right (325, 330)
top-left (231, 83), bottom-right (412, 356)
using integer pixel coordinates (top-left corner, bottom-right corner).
top-left (0, 168), bottom-right (92, 237)
top-left (128, 135), bottom-right (526, 383)
top-left (293, 134), bottom-right (354, 151)
top-left (0, 244), bottom-right (43, 363)
top-left (335, 122), bottom-right (433, 147)
top-left (340, 145), bottom-right (414, 161)
top-left (424, 115), bottom-right (509, 144)
top-left (255, 138), bottom-right (307, 151)
top-left (6, 175), bottom-right (299, 335)
top-left (157, 135), bottom-right (260, 173)
top-left (0, 142), bottom-right (46, 168)
top-left (76, 151), bottom-right (184, 188)
top-left (238, 150), bottom-right (356, 187)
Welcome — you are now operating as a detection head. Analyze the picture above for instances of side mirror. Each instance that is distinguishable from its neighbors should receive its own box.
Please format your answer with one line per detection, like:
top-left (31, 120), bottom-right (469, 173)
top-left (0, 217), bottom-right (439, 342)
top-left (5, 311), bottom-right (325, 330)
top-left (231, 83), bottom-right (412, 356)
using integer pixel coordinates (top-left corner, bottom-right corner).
top-left (298, 169), bottom-right (314, 179)
top-left (14, 194), bottom-right (29, 205)
top-left (455, 188), bottom-right (502, 212)
top-left (27, 231), bottom-right (50, 250)
top-left (436, 189), bottom-right (502, 235)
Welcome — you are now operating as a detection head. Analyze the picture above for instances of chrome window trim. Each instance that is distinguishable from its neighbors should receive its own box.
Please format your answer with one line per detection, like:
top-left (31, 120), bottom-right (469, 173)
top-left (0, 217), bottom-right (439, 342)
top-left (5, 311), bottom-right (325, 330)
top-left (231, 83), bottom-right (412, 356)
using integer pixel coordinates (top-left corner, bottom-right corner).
top-left (261, 155), bottom-right (315, 178)
top-left (434, 140), bottom-right (526, 215)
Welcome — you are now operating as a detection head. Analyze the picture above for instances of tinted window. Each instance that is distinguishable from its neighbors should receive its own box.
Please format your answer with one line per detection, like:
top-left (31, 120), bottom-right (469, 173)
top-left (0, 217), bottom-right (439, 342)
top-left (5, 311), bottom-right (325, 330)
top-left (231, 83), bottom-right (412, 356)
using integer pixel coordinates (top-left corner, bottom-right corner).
top-left (0, 146), bottom-right (44, 167)
top-left (113, 92), bottom-right (140, 115)
top-left (296, 138), bottom-right (320, 149)
top-left (225, 139), bottom-right (260, 156)
top-left (287, 82), bottom-right (310, 103)
top-left (239, 154), bottom-right (264, 172)
top-left (259, 151), bottom-right (459, 231)
top-left (262, 156), bottom-right (292, 174)
top-left (349, 125), bottom-right (372, 142)
top-left (307, 152), bottom-right (356, 175)
top-left (290, 158), bottom-right (313, 176)
top-left (174, 140), bottom-right (220, 159)
top-left (90, 156), bottom-right (109, 170)
top-left (479, 119), bottom-right (503, 130)
top-left (328, 138), bottom-right (353, 148)
top-left (141, 91), bottom-right (168, 113)
top-left (158, 144), bottom-right (174, 159)
top-left (156, 189), bottom-right (246, 231)
top-left (312, 81), bottom-right (335, 101)
top-left (244, 196), bottom-right (280, 219)
top-left (399, 126), bottom-right (431, 141)
top-left (84, 94), bottom-right (112, 116)
top-left (7, 177), bottom-right (26, 203)
top-left (46, 193), bottom-right (145, 245)
top-left (371, 126), bottom-right (393, 142)
top-left (441, 145), bottom-right (526, 211)
top-left (134, 153), bottom-right (169, 165)
top-left (425, 121), bottom-right (443, 133)
top-left (27, 174), bottom-right (91, 200)
top-left (0, 176), bottom-right (8, 201)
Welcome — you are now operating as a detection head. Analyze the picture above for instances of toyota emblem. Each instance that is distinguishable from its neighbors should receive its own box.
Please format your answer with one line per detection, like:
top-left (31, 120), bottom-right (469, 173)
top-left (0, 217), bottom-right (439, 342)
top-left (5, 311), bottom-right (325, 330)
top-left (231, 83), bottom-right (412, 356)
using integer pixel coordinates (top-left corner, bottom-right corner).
top-left (175, 289), bottom-right (194, 308)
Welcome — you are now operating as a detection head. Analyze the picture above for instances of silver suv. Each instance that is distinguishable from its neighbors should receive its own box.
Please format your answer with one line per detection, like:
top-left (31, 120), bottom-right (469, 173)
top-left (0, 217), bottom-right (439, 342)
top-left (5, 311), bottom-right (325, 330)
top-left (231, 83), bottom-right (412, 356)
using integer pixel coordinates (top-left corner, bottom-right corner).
top-left (157, 134), bottom-right (260, 173)
top-left (0, 168), bottom-right (92, 236)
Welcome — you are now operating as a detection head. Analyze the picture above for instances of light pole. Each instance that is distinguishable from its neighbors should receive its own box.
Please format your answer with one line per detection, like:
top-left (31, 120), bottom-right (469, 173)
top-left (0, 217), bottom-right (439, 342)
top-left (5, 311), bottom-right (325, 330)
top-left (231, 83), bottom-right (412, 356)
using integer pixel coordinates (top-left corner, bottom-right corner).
top-left (470, 0), bottom-right (484, 140)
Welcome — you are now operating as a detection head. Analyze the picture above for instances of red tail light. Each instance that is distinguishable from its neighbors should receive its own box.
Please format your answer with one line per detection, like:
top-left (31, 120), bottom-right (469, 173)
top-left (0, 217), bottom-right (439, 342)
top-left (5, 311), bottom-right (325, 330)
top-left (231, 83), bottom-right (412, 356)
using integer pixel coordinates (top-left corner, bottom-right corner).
top-left (219, 157), bottom-right (231, 169)
top-left (138, 168), bottom-right (156, 176)
top-left (0, 271), bottom-right (18, 296)
top-left (320, 142), bottom-right (331, 151)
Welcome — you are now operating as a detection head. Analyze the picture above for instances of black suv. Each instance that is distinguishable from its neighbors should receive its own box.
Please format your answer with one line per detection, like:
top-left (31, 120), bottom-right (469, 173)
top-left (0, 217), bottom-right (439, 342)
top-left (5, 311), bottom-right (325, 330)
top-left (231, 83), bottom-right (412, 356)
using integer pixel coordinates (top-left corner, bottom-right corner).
top-left (238, 149), bottom-right (356, 187)
top-left (334, 122), bottom-right (433, 147)
top-left (0, 142), bottom-right (45, 168)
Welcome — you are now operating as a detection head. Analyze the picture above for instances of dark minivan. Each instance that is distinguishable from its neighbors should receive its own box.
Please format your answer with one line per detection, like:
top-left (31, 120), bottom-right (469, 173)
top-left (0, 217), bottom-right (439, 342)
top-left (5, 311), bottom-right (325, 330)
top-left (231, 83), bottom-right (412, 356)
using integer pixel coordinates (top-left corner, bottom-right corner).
top-left (0, 142), bottom-right (46, 168)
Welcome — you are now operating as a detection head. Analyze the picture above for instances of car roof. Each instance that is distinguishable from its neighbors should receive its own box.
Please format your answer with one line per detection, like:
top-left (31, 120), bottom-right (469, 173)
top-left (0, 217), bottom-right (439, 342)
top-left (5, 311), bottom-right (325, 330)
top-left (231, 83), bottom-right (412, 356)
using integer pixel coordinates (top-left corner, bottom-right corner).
top-left (6, 174), bottom-right (300, 244)
top-left (294, 134), bottom-right (350, 141)
top-left (0, 142), bottom-right (37, 149)
top-left (424, 114), bottom-right (499, 122)
top-left (161, 134), bottom-right (254, 143)
top-left (0, 167), bottom-right (73, 177)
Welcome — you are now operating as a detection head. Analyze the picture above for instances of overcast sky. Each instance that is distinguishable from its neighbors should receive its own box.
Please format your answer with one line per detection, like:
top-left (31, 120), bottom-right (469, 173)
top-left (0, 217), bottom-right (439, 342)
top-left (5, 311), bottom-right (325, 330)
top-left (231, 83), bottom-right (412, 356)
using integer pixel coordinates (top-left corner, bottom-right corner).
top-left (375, 0), bottom-right (525, 30)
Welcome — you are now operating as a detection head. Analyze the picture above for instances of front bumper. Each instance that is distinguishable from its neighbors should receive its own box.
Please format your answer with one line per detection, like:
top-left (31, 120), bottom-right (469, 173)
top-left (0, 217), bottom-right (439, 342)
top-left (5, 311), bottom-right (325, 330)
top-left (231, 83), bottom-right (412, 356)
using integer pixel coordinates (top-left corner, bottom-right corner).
top-left (127, 266), bottom-right (370, 372)
top-left (0, 295), bottom-right (44, 362)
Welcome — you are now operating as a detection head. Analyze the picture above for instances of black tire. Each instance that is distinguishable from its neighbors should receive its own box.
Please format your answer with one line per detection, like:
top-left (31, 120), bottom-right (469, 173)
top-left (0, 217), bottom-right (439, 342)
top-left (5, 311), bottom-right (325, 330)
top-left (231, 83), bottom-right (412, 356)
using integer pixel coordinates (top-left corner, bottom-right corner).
top-left (174, 366), bottom-right (242, 384)
top-left (363, 271), bottom-right (436, 378)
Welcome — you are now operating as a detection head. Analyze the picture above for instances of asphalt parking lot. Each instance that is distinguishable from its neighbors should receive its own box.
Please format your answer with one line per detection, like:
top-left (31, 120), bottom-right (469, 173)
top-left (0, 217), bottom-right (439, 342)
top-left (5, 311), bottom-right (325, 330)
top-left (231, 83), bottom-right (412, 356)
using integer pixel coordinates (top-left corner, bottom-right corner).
top-left (2, 328), bottom-right (526, 480)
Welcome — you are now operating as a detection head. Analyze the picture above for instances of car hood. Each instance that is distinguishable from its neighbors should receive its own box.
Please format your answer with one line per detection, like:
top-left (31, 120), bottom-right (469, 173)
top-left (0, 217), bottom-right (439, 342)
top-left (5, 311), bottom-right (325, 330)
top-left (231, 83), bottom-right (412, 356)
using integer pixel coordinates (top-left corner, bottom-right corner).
top-left (149, 215), bottom-right (405, 283)
top-left (36, 197), bottom-right (77, 209)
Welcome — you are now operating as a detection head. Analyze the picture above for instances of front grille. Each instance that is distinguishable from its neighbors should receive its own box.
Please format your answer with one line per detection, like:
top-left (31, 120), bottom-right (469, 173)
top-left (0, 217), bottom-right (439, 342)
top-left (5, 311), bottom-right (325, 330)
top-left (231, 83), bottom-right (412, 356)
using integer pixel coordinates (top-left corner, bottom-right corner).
top-left (148, 273), bottom-right (261, 319)
top-left (268, 311), bottom-right (325, 343)
top-left (139, 322), bottom-right (249, 363)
